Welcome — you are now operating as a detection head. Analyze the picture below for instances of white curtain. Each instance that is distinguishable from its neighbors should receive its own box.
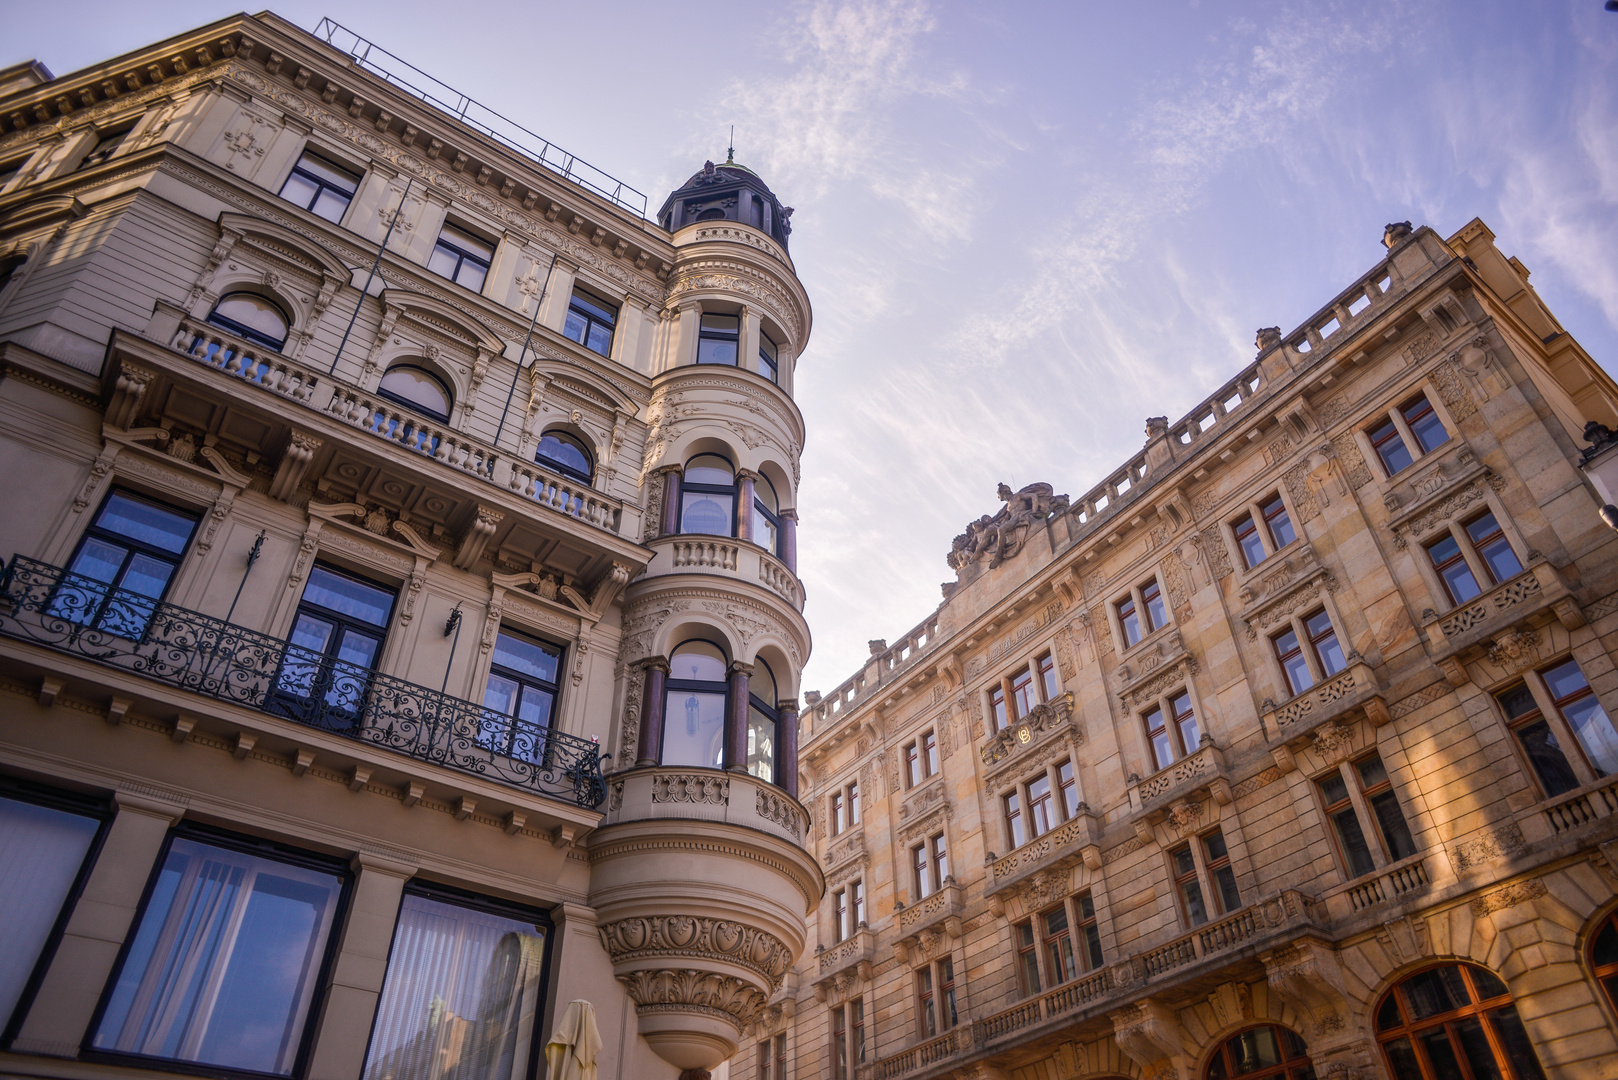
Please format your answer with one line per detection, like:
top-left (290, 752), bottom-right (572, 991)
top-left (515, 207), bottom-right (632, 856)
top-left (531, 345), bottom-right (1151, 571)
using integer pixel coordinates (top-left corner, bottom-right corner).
top-left (364, 894), bottom-right (548, 1080)
top-left (93, 838), bottom-right (341, 1075)
top-left (0, 796), bottom-right (99, 1025)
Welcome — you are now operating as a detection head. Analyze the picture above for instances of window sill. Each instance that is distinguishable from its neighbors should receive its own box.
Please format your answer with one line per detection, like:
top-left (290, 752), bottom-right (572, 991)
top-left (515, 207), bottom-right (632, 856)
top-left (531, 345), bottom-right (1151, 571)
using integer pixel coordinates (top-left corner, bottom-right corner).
top-left (1234, 535), bottom-right (1308, 594)
top-left (1260, 657), bottom-right (1388, 748)
top-left (894, 878), bottom-right (963, 960)
top-left (1420, 560), bottom-right (1582, 684)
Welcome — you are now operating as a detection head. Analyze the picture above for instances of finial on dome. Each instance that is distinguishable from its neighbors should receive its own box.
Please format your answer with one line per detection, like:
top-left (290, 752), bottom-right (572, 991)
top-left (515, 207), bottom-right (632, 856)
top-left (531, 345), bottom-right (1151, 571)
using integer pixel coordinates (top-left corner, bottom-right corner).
top-left (726, 125), bottom-right (735, 166)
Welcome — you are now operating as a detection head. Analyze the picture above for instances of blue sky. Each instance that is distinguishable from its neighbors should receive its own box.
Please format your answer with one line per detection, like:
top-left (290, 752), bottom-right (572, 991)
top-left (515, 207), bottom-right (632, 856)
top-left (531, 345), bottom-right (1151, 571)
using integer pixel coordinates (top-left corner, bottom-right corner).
top-left (11, 1), bottom-right (1618, 696)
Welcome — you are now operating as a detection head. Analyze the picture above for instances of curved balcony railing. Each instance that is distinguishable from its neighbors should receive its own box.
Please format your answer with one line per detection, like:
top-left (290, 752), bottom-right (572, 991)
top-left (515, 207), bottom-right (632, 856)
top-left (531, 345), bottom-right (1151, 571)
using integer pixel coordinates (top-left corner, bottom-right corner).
top-left (644, 535), bottom-right (804, 611)
top-left (0, 556), bottom-right (607, 808)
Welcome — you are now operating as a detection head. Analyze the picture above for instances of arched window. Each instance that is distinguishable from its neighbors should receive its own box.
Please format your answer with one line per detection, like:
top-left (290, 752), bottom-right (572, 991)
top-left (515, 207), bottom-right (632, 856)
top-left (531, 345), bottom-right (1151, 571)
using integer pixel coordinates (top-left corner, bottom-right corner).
top-left (752, 474), bottom-right (781, 556)
top-left (536, 431), bottom-right (593, 483)
top-left (377, 364), bottom-right (452, 423)
top-left (1590, 907), bottom-right (1618, 1018)
top-left (663, 640), bottom-right (728, 769)
top-left (748, 657), bottom-right (779, 783)
top-left (1375, 962), bottom-right (1547, 1080)
top-left (1205, 1025), bottom-right (1311, 1080)
top-left (680, 455), bottom-right (736, 536)
top-left (206, 292), bottom-right (290, 351)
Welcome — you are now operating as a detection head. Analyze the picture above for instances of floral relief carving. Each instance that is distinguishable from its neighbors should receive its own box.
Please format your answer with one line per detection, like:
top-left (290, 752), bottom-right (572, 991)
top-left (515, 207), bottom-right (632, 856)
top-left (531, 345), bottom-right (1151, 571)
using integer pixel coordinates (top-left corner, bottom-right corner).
top-left (599, 916), bottom-right (794, 986)
top-left (1404, 331), bottom-right (1440, 365)
top-left (652, 773), bottom-right (730, 805)
top-left (756, 787), bottom-right (802, 840)
top-left (1282, 460), bottom-right (1320, 522)
top-left (1431, 359), bottom-right (1479, 422)
top-left (1198, 526), bottom-right (1234, 580)
top-left (1331, 432), bottom-right (1374, 489)
top-left (1453, 823), bottom-right (1527, 872)
top-left (617, 968), bottom-right (770, 1029)
top-left (1469, 878), bottom-right (1547, 917)
top-left (618, 665), bottom-right (645, 768)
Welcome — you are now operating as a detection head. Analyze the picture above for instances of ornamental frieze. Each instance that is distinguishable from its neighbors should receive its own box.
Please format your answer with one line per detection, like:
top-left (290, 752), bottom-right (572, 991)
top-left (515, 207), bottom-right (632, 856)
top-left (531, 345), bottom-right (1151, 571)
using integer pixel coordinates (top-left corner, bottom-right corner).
top-left (616, 968), bottom-right (769, 1029)
top-left (597, 915), bottom-right (794, 987)
top-left (981, 692), bottom-right (1077, 767)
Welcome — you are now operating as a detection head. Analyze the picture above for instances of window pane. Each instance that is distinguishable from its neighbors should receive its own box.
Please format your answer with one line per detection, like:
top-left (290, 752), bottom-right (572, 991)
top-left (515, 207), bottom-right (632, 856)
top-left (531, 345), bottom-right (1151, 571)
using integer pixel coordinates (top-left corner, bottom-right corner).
top-left (97, 492), bottom-right (197, 554)
top-left (482, 672), bottom-right (520, 717)
top-left (309, 188), bottom-right (350, 224)
top-left (1477, 536), bottom-right (1523, 584)
top-left (492, 632), bottom-right (560, 684)
top-left (1403, 397), bottom-right (1449, 454)
top-left (696, 337), bottom-right (739, 365)
top-left (1450, 1015), bottom-right (1504, 1080)
top-left (363, 892), bottom-right (548, 1080)
top-left (1561, 694), bottom-right (1618, 777)
top-left (1381, 1037), bottom-right (1424, 1080)
top-left (663, 688), bottom-right (726, 768)
top-left (1371, 419), bottom-right (1413, 474)
top-left (1370, 791), bottom-right (1418, 860)
top-left (94, 837), bottom-right (343, 1075)
top-left (684, 456), bottom-right (734, 486)
top-left (455, 260), bottom-right (488, 293)
top-left (536, 434), bottom-right (592, 480)
top-left (1487, 1006), bottom-right (1548, 1080)
top-left (1230, 1026), bottom-right (1282, 1074)
top-left (213, 294), bottom-right (290, 343)
top-left (439, 226), bottom-right (493, 260)
top-left (303, 566), bottom-right (395, 627)
top-left (747, 706), bottom-right (776, 783)
top-left (1514, 720), bottom-right (1579, 797)
top-left (680, 492), bottom-right (733, 535)
top-left (570, 291), bottom-right (616, 325)
top-left (585, 321), bottom-right (612, 356)
top-left (1400, 965), bottom-right (1470, 1020)
top-left (279, 171), bottom-right (320, 209)
top-left (0, 795), bottom-right (100, 1023)
top-left (1415, 1028), bottom-right (1464, 1080)
top-left (294, 154), bottom-right (359, 190)
top-left (1439, 558), bottom-right (1483, 605)
top-left (427, 245), bottom-right (461, 279)
top-left (1331, 807), bottom-right (1377, 877)
top-left (1180, 879), bottom-right (1208, 926)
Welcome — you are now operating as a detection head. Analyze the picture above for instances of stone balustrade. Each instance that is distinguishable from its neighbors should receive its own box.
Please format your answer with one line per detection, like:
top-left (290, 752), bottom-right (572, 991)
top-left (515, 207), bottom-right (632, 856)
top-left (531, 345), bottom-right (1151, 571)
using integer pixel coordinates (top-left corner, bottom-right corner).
top-left (1128, 740), bottom-right (1232, 822)
top-left (986, 805), bottom-right (1104, 896)
top-left (643, 536), bottom-right (805, 612)
top-left (505, 460), bottom-right (624, 532)
top-left (603, 765), bottom-right (809, 846)
top-left (325, 387), bottom-right (500, 479)
top-left (1423, 562), bottom-right (1582, 681)
top-left (172, 318), bottom-right (323, 405)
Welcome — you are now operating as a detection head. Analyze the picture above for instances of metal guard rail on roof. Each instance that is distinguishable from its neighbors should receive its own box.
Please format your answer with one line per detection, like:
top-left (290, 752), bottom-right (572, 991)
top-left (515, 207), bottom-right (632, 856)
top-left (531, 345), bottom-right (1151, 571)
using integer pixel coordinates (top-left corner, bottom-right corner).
top-left (0, 556), bottom-right (608, 809)
top-left (311, 17), bottom-right (650, 217)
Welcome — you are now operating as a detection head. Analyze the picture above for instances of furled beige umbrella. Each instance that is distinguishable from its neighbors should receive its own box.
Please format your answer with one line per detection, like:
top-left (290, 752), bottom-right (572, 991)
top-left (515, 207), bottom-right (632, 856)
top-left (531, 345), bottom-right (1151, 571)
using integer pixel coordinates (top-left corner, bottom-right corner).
top-left (545, 999), bottom-right (603, 1080)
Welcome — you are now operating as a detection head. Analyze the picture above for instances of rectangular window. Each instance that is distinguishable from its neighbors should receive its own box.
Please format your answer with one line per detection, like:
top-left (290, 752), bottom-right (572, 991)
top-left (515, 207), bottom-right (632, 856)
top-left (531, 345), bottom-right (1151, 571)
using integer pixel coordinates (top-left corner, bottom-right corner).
top-left (989, 686), bottom-right (1008, 731)
top-left (904, 742), bottom-right (921, 788)
top-left (275, 564), bottom-right (396, 719)
top-left (77, 125), bottom-right (131, 171)
top-left (1057, 760), bottom-right (1079, 820)
top-left (1172, 843), bottom-right (1208, 927)
top-left (92, 830), bottom-right (346, 1075)
top-left (1038, 651), bottom-right (1060, 700)
top-left (1466, 511), bottom-right (1522, 585)
top-left (58, 488), bottom-right (199, 638)
top-left (427, 223), bottom-right (493, 292)
top-left (1015, 921), bottom-right (1040, 997)
top-left (1497, 683), bottom-right (1580, 797)
top-left (1118, 594), bottom-right (1142, 647)
top-left (1042, 905), bottom-right (1077, 986)
top-left (1427, 532), bottom-right (1482, 606)
top-left (1318, 771), bottom-right (1376, 877)
top-left (930, 833), bottom-right (949, 888)
top-left (1010, 668), bottom-right (1036, 719)
top-left (848, 781), bottom-right (860, 825)
top-left (918, 965), bottom-right (936, 1038)
top-left (1027, 774), bottom-right (1055, 837)
top-left (1274, 627), bottom-right (1312, 695)
top-left (850, 997), bottom-right (865, 1072)
top-left (921, 730), bottom-right (939, 777)
top-left (834, 885), bottom-right (850, 941)
top-left (1144, 705), bottom-right (1173, 770)
top-left (481, 628), bottom-right (561, 762)
top-left (1142, 580), bottom-right (1167, 633)
top-left (937, 956), bottom-right (957, 1030)
top-left (832, 1003), bottom-right (847, 1078)
top-left (1368, 415), bottom-right (1414, 475)
top-left (1262, 494), bottom-right (1296, 548)
top-left (1307, 610), bottom-right (1346, 678)
top-left (1004, 791), bottom-right (1026, 849)
top-left (1233, 512), bottom-right (1266, 571)
top-left (1171, 691), bottom-right (1200, 755)
top-left (362, 885), bottom-right (550, 1080)
top-left (696, 312), bottom-right (740, 365)
top-left (852, 879), bottom-right (865, 928)
top-left (830, 790), bottom-right (844, 836)
top-left (1076, 892), bottom-right (1104, 971)
top-left (913, 842), bottom-right (931, 899)
top-left (277, 151), bottom-right (360, 223)
top-left (0, 785), bottom-right (104, 1030)
top-left (1354, 754), bottom-right (1418, 861)
top-left (1543, 659), bottom-right (1618, 777)
top-left (759, 1038), bottom-right (772, 1080)
top-left (1203, 830), bottom-right (1242, 914)
top-left (562, 287), bottom-right (618, 357)
top-left (758, 333), bottom-right (780, 382)
top-left (1401, 393), bottom-right (1449, 454)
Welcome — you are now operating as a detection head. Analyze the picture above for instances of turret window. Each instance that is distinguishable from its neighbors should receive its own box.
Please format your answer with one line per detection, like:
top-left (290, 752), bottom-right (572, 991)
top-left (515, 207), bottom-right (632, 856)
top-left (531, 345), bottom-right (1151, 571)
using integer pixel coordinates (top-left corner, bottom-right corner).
top-left (753, 474), bottom-right (782, 556)
top-left (564, 288), bottom-right (617, 356)
top-left (679, 454), bottom-right (736, 536)
top-left (697, 312), bottom-right (740, 365)
top-left (758, 333), bottom-right (780, 382)
top-left (748, 657), bottom-right (780, 783)
top-left (663, 640), bottom-right (728, 769)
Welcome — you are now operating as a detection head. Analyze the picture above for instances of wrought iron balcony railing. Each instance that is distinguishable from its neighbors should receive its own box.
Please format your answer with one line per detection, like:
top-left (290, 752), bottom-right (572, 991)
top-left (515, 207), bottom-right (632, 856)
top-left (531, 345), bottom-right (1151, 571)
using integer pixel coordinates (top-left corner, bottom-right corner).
top-left (0, 556), bottom-right (607, 809)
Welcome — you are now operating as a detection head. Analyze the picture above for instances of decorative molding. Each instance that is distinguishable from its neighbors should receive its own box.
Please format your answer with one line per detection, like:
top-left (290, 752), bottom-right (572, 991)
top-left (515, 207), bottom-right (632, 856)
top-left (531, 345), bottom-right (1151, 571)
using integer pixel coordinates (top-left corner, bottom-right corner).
top-left (598, 916), bottom-right (794, 987)
top-left (1452, 823), bottom-right (1526, 872)
top-left (651, 773), bottom-right (729, 805)
top-left (1469, 877), bottom-right (1547, 917)
top-left (617, 968), bottom-right (768, 1029)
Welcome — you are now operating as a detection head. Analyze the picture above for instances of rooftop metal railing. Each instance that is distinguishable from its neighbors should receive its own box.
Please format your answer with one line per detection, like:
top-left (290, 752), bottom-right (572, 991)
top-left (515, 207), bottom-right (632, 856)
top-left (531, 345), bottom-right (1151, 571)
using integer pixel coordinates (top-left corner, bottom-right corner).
top-left (310, 17), bottom-right (650, 217)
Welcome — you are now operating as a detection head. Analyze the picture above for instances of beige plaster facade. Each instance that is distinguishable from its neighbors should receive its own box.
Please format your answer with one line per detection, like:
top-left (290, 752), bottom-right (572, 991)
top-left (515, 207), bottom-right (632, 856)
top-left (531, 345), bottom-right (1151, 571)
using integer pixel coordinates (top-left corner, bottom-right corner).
top-left (734, 221), bottom-right (1618, 1080)
top-left (0, 14), bottom-right (817, 1080)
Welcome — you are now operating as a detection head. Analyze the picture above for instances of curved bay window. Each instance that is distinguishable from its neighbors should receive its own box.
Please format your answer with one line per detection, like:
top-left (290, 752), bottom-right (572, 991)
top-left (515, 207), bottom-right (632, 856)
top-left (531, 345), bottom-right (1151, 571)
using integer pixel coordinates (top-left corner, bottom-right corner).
top-left (749, 657), bottom-right (780, 783)
top-left (680, 454), bottom-right (736, 536)
top-left (664, 640), bottom-right (728, 769)
top-left (1205, 1025), bottom-right (1312, 1080)
top-left (535, 431), bottom-right (593, 483)
top-left (377, 364), bottom-right (453, 423)
top-left (758, 332), bottom-right (779, 382)
top-left (206, 292), bottom-right (290, 351)
top-left (1376, 963), bottom-right (1547, 1080)
top-left (753, 474), bottom-right (782, 556)
top-left (697, 312), bottom-right (740, 365)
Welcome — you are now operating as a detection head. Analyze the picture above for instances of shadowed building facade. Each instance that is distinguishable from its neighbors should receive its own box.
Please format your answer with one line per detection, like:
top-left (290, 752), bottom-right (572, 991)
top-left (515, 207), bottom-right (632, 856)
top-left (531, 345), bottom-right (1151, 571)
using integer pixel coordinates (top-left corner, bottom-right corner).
top-left (733, 220), bottom-right (1618, 1080)
top-left (0, 14), bottom-right (817, 1080)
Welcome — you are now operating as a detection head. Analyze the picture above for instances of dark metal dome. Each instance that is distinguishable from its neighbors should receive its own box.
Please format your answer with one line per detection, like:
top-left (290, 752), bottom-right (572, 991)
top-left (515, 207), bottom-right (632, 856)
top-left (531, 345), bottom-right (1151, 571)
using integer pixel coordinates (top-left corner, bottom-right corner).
top-left (658, 154), bottom-right (794, 250)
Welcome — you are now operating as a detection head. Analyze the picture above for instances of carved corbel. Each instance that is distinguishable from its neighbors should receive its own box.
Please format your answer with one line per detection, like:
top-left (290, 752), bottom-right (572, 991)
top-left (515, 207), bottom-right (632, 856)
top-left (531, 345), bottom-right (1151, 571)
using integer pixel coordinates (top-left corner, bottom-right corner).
top-left (1262, 939), bottom-right (1351, 1040)
top-left (106, 361), bottom-right (157, 429)
top-left (269, 431), bottom-right (321, 502)
top-left (362, 304), bottom-right (403, 379)
top-left (1109, 999), bottom-right (1188, 1080)
top-left (311, 271), bottom-right (343, 323)
top-left (469, 346), bottom-right (494, 399)
top-left (452, 505), bottom-right (503, 570)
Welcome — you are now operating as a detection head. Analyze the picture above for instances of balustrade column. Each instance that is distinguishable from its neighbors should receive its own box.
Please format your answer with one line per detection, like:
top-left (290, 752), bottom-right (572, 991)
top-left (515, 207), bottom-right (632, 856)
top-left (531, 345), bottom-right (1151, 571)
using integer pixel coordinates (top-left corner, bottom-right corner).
top-left (735, 469), bottom-right (757, 544)
top-left (776, 697), bottom-right (800, 798)
top-left (779, 508), bottom-right (798, 574)
top-left (725, 661), bottom-right (753, 773)
top-left (636, 657), bottom-right (670, 766)
top-left (659, 465), bottom-right (683, 539)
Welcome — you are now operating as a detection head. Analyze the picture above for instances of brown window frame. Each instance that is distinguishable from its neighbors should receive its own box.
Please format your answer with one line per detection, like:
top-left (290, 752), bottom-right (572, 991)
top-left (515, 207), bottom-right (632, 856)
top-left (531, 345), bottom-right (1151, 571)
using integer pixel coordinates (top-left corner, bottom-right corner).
top-left (1374, 962), bottom-right (1546, 1080)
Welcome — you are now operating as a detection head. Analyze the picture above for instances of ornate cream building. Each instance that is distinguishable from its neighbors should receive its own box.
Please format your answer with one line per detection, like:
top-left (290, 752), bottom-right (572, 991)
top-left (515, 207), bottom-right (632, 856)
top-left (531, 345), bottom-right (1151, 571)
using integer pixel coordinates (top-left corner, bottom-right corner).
top-left (734, 219), bottom-right (1618, 1080)
top-left (0, 13), bottom-right (817, 1080)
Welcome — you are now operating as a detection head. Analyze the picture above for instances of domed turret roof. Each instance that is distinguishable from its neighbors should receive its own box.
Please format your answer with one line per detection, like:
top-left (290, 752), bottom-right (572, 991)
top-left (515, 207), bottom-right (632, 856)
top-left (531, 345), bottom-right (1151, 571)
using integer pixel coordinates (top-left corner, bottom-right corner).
top-left (658, 152), bottom-right (794, 250)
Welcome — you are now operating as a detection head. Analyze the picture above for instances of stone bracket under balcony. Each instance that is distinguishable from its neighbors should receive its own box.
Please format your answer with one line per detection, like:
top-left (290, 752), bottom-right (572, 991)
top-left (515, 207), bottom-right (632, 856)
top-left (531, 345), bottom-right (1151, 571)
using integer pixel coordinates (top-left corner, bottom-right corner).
top-left (1422, 560), bottom-right (1584, 686)
top-left (892, 879), bottom-right (963, 963)
top-left (1127, 740), bottom-right (1233, 842)
top-left (1261, 658), bottom-right (1389, 748)
top-left (986, 806), bottom-right (1104, 901)
top-left (814, 925), bottom-right (876, 997)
